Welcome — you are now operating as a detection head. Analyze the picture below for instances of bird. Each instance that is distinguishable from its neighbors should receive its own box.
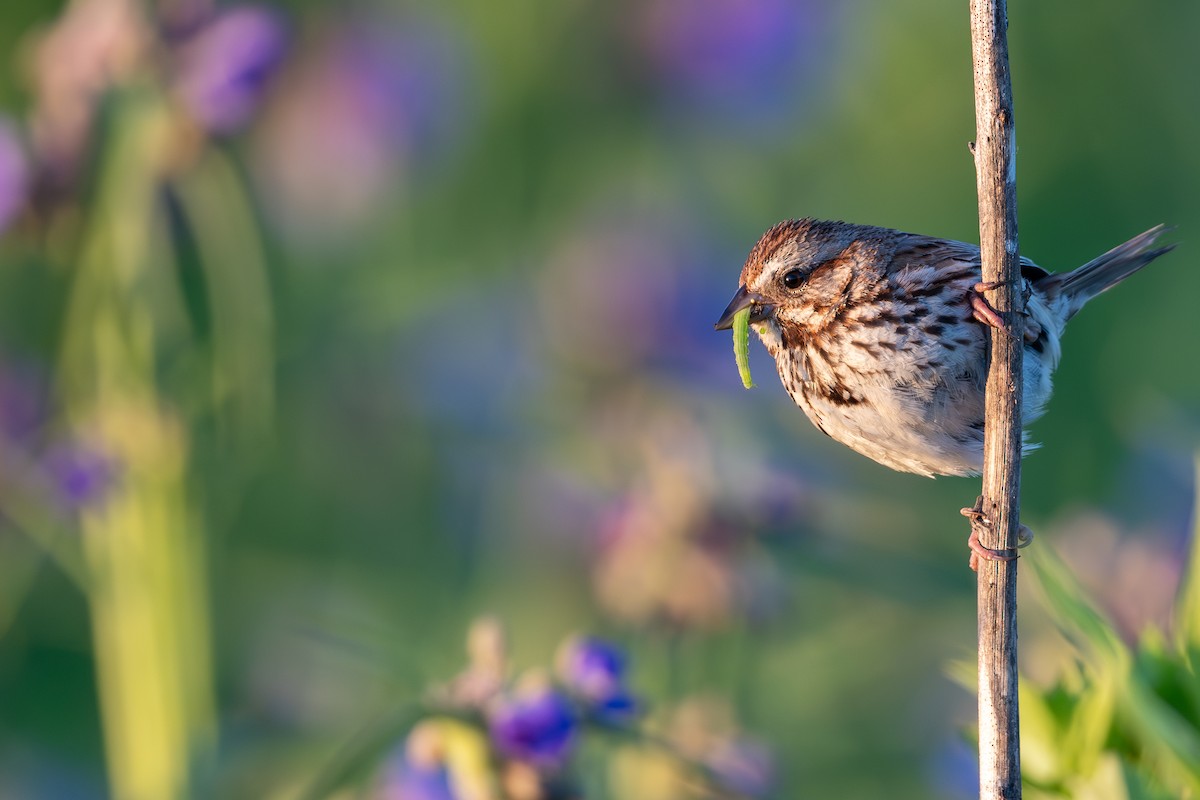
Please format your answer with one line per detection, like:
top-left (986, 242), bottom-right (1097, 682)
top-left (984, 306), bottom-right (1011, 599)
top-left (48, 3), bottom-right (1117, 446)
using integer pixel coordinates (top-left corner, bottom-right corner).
top-left (714, 219), bottom-right (1174, 562)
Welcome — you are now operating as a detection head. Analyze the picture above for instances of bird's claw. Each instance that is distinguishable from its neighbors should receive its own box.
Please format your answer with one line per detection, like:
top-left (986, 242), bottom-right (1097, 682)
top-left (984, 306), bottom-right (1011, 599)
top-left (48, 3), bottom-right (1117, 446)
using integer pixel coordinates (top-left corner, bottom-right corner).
top-left (960, 495), bottom-right (1033, 571)
top-left (970, 282), bottom-right (1041, 344)
top-left (969, 283), bottom-right (1009, 332)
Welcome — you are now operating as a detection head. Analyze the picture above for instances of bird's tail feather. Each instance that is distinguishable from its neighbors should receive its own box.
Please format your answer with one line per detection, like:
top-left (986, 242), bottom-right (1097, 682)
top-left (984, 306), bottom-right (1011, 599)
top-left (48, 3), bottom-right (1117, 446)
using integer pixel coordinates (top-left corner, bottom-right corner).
top-left (1037, 225), bottom-right (1176, 320)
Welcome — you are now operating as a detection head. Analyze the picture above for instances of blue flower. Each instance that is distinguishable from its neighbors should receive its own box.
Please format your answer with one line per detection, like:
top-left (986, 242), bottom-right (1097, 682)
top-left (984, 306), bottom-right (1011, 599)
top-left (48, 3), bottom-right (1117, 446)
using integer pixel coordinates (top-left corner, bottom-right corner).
top-left (929, 737), bottom-right (979, 800)
top-left (557, 636), bottom-right (641, 724)
top-left (488, 680), bottom-right (578, 768)
top-left (590, 689), bottom-right (640, 725)
top-left (560, 636), bottom-right (625, 694)
top-left (174, 5), bottom-right (288, 133)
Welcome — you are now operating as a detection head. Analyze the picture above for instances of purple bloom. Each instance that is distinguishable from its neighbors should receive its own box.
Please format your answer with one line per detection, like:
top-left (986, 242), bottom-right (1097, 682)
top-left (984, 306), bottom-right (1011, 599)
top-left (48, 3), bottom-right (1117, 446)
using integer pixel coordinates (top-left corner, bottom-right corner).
top-left (633, 0), bottom-right (832, 122)
top-left (538, 214), bottom-right (695, 373)
top-left (590, 690), bottom-right (640, 726)
top-left (0, 120), bottom-right (29, 235)
top-left (332, 22), bottom-right (467, 159)
top-left (557, 636), bottom-right (641, 724)
top-left (379, 758), bottom-right (458, 800)
top-left (174, 5), bottom-right (288, 133)
top-left (43, 443), bottom-right (116, 510)
top-left (560, 636), bottom-right (626, 696)
top-left (252, 12), bottom-right (470, 240)
top-left (488, 682), bottom-right (578, 768)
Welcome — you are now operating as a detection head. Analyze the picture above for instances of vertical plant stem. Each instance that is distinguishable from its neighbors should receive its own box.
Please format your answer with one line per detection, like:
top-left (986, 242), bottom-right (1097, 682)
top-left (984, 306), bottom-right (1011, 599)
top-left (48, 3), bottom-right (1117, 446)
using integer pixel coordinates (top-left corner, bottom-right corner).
top-left (969, 0), bottom-right (1023, 797)
top-left (62, 89), bottom-right (215, 800)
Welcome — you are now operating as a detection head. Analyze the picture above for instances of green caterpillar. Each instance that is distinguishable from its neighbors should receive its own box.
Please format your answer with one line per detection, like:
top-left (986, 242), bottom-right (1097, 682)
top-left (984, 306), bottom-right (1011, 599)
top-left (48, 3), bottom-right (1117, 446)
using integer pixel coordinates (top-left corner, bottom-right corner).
top-left (732, 306), bottom-right (754, 389)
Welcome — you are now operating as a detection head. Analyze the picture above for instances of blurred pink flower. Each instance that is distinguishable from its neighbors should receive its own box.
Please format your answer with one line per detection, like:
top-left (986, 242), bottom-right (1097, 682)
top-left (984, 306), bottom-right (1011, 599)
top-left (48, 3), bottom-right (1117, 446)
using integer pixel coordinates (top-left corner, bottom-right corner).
top-left (1048, 511), bottom-right (1183, 641)
top-left (669, 696), bottom-right (775, 797)
top-left (590, 401), bottom-right (792, 630)
top-left (23, 0), bottom-right (149, 193)
top-left (610, 695), bottom-right (775, 799)
top-left (252, 13), bottom-right (469, 241)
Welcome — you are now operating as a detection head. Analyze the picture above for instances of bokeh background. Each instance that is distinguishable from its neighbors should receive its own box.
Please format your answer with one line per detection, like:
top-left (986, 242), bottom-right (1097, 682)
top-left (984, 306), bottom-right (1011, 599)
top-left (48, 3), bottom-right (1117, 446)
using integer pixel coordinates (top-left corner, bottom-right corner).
top-left (0, 0), bottom-right (1197, 798)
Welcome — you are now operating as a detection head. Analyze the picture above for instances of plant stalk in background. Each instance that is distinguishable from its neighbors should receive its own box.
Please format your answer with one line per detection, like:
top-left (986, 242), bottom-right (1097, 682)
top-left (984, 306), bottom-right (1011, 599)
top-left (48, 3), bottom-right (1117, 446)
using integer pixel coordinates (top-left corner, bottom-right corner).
top-left (55, 79), bottom-right (276, 798)
top-left (59, 88), bottom-right (217, 800)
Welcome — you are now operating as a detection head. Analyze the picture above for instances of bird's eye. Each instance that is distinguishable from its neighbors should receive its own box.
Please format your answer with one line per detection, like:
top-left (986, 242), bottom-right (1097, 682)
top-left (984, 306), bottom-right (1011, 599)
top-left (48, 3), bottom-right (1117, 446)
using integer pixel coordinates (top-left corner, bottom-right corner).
top-left (782, 269), bottom-right (804, 290)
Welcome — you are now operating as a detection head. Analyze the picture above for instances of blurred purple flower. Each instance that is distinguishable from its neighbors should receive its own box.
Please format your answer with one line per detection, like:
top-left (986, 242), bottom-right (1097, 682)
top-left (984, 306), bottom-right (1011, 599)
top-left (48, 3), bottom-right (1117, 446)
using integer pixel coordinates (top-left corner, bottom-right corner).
top-left (632, 0), bottom-right (831, 121)
top-left (379, 757), bottom-right (458, 800)
top-left (488, 682), bottom-right (578, 768)
top-left (538, 213), bottom-right (694, 374)
top-left (559, 636), bottom-right (625, 697)
top-left (0, 120), bottom-right (30, 235)
top-left (537, 207), bottom-right (756, 392)
top-left (929, 737), bottom-right (979, 800)
top-left (174, 5), bottom-right (288, 133)
top-left (557, 636), bottom-right (640, 724)
top-left (43, 442), bottom-right (116, 510)
top-left (253, 13), bottom-right (469, 239)
top-left (335, 23), bottom-right (466, 158)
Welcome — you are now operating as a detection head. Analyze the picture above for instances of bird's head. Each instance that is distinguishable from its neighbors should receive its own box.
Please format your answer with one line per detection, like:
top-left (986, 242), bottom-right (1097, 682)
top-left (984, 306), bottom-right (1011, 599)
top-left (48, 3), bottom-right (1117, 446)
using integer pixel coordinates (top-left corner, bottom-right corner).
top-left (714, 218), bottom-right (861, 334)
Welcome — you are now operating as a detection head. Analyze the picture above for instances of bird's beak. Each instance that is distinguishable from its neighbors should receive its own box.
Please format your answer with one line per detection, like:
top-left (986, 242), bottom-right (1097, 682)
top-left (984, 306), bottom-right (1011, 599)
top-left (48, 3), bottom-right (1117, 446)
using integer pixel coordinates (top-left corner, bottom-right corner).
top-left (714, 285), bottom-right (771, 331)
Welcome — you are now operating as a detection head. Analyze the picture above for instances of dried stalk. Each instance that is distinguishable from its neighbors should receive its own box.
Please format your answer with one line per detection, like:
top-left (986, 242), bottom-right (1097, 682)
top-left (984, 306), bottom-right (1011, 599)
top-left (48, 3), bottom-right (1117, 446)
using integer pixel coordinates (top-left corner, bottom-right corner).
top-left (969, 0), bottom-right (1023, 797)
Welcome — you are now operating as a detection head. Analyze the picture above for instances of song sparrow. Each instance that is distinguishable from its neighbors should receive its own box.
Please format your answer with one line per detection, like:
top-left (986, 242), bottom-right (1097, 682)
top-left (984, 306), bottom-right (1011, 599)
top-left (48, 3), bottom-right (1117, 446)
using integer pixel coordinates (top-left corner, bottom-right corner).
top-left (715, 219), bottom-right (1174, 479)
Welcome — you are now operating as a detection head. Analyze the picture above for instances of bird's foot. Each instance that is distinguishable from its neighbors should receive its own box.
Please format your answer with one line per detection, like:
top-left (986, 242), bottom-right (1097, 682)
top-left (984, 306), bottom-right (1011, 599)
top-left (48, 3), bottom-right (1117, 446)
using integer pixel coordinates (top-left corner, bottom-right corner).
top-left (970, 282), bottom-right (1041, 344)
top-left (969, 283), bottom-right (1009, 331)
top-left (960, 495), bottom-right (1033, 571)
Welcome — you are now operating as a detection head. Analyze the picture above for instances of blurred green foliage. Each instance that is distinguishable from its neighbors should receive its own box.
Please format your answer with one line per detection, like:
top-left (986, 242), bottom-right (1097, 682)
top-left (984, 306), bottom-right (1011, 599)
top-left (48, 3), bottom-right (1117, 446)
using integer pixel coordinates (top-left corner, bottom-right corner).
top-left (1013, 473), bottom-right (1200, 799)
top-left (0, 0), bottom-right (1196, 798)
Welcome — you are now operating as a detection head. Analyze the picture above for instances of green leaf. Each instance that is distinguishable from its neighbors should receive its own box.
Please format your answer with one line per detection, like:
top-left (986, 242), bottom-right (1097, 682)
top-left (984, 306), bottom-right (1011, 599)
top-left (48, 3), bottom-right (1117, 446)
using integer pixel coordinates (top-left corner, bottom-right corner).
top-left (1121, 758), bottom-right (1188, 800)
top-left (1172, 454), bottom-right (1200, 654)
top-left (1020, 678), bottom-right (1068, 784)
top-left (1063, 752), bottom-right (1129, 800)
top-left (1135, 630), bottom-right (1200, 731)
top-left (1024, 544), bottom-right (1128, 668)
top-left (1061, 664), bottom-right (1117, 777)
top-left (1117, 678), bottom-right (1200, 796)
top-left (170, 149), bottom-right (276, 451)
